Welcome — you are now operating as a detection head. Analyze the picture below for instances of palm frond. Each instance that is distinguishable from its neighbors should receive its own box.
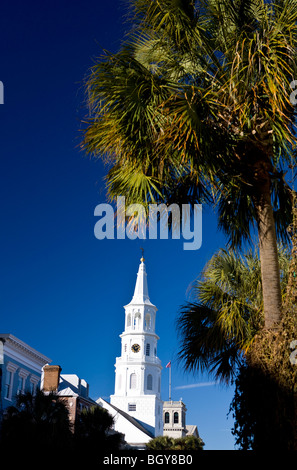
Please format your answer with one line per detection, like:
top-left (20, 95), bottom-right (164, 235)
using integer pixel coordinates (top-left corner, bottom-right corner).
top-left (82, 0), bottom-right (297, 247)
top-left (176, 245), bottom-right (290, 383)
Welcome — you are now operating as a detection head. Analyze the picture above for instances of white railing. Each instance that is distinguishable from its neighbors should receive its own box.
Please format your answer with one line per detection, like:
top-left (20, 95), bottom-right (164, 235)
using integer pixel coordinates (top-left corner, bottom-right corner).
top-left (116, 356), bottom-right (161, 365)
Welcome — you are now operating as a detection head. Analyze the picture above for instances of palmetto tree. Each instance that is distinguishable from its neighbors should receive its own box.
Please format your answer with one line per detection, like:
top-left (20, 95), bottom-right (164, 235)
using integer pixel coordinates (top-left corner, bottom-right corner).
top-left (176, 245), bottom-right (290, 383)
top-left (82, 0), bottom-right (297, 329)
top-left (74, 406), bottom-right (125, 454)
top-left (1, 390), bottom-right (72, 448)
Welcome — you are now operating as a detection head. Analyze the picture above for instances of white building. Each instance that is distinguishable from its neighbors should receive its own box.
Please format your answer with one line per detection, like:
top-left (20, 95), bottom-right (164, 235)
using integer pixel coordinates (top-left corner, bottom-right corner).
top-left (97, 255), bottom-right (163, 448)
top-left (163, 400), bottom-right (199, 439)
top-left (97, 397), bottom-right (154, 448)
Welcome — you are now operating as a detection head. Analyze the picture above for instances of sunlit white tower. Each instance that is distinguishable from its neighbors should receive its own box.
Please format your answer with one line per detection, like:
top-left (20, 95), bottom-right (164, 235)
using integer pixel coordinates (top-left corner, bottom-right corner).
top-left (110, 254), bottom-right (163, 437)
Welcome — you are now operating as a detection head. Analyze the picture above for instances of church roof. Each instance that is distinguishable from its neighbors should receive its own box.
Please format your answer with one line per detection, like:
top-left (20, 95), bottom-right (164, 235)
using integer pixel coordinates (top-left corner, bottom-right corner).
top-left (57, 374), bottom-right (97, 406)
top-left (57, 386), bottom-right (79, 397)
top-left (185, 425), bottom-right (199, 437)
top-left (97, 398), bottom-right (154, 439)
top-left (125, 257), bottom-right (156, 308)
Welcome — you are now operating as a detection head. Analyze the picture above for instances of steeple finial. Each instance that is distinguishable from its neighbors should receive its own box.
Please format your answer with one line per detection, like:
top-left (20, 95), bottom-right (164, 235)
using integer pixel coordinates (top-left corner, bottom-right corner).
top-left (140, 247), bottom-right (145, 262)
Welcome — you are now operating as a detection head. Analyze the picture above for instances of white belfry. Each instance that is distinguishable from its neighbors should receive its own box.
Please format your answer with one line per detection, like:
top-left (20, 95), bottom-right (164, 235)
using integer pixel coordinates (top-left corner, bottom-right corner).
top-left (110, 254), bottom-right (163, 440)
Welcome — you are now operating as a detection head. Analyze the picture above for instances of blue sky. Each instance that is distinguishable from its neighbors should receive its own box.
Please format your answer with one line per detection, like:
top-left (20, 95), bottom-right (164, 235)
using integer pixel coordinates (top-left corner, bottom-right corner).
top-left (0, 0), bottom-right (236, 449)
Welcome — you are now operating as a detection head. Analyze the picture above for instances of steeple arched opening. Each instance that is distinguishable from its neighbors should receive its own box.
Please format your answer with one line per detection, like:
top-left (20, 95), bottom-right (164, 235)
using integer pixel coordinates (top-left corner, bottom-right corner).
top-left (147, 374), bottom-right (153, 390)
top-left (134, 311), bottom-right (141, 329)
top-left (130, 373), bottom-right (137, 389)
top-left (145, 313), bottom-right (151, 330)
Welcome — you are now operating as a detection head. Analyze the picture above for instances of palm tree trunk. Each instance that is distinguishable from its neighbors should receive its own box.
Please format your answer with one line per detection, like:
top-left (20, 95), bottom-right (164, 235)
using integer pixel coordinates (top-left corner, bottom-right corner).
top-left (252, 158), bottom-right (282, 329)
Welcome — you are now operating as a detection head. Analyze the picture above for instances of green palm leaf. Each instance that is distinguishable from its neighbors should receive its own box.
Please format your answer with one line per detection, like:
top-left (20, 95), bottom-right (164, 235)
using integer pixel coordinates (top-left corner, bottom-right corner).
top-left (177, 245), bottom-right (290, 383)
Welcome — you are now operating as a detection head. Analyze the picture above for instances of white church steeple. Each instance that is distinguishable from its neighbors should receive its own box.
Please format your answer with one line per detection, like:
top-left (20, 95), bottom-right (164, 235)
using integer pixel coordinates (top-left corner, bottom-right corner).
top-left (130, 256), bottom-right (151, 304)
top-left (110, 253), bottom-right (163, 441)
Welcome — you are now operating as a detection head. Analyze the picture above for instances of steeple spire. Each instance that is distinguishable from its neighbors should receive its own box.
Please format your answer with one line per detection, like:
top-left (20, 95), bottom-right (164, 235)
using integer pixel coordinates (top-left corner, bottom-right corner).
top-left (126, 251), bottom-right (155, 307)
top-left (131, 254), bottom-right (150, 304)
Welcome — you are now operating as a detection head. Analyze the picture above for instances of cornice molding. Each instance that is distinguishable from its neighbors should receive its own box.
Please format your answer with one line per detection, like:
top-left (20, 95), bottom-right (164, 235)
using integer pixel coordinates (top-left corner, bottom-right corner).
top-left (0, 334), bottom-right (51, 372)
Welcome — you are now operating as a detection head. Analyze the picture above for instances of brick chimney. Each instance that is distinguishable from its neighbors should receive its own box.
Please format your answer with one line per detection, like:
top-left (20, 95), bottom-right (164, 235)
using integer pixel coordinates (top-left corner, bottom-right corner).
top-left (42, 364), bottom-right (62, 392)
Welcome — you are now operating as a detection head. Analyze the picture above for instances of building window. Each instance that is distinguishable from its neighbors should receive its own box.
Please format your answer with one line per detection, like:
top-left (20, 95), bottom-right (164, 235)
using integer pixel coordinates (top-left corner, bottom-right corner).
top-left (30, 375), bottom-right (39, 396)
top-left (147, 374), bottom-right (153, 390)
top-left (130, 373), bottom-right (137, 389)
top-left (5, 370), bottom-right (12, 399)
top-left (127, 314), bottom-right (131, 328)
top-left (17, 376), bottom-right (25, 395)
top-left (164, 412), bottom-right (170, 424)
top-left (146, 343), bottom-right (150, 356)
top-left (128, 403), bottom-right (136, 412)
top-left (17, 369), bottom-right (29, 395)
top-left (30, 381), bottom-right (36, 395)
top-left (182, 412), bottom-right (186, 427)
top-left (5, 362), bottom-right (18, 401)
top-left (174, 412), bottom-right (179, 424)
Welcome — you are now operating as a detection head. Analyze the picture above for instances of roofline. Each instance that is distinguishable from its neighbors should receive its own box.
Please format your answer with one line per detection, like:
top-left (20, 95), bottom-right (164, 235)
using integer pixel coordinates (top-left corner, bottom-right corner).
top-left (0, 333), bottom-right (52, 363)
top-left (120, 331), bottom-right (160, 340)
top-left (124, 301), bottom-right (157, 309)
top-left (98, 397), bottom-right (154, 439)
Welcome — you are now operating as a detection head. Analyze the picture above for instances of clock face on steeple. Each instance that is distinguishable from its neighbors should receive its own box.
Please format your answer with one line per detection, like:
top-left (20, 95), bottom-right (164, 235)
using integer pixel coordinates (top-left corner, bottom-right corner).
top-left (131, 343), bottom-right (141, 353)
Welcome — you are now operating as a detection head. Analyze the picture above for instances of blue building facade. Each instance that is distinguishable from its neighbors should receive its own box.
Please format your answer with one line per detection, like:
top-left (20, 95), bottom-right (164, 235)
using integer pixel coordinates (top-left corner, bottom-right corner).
top-left (0, 334), bottom-right (51, 417)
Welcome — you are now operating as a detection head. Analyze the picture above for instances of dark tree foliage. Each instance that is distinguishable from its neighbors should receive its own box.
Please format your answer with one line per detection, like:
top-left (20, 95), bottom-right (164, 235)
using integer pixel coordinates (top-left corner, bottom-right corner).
top-left (1, 390), bottom-right (72, 450)
top-left (0, 392), bottom-right (125, 463)
top-left (146, 434), bottom-right (204, 450)
top-left (230, 363), bottom-right (296, 450)
top-left (74, 405), bottom-right (125, 457)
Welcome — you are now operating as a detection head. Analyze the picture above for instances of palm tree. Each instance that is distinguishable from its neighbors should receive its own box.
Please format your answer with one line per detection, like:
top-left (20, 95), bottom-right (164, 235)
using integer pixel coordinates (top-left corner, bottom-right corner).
top-left (146, 434), bottom-right (204, 450)
top-left (74, 406), bottom-right (125, 454)
top-left (176, 245), bottom-right (290, 383)
top-left (81, 0), bottom-right (297, 329)
top-left (1, 390), bottom-right (72, 449)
